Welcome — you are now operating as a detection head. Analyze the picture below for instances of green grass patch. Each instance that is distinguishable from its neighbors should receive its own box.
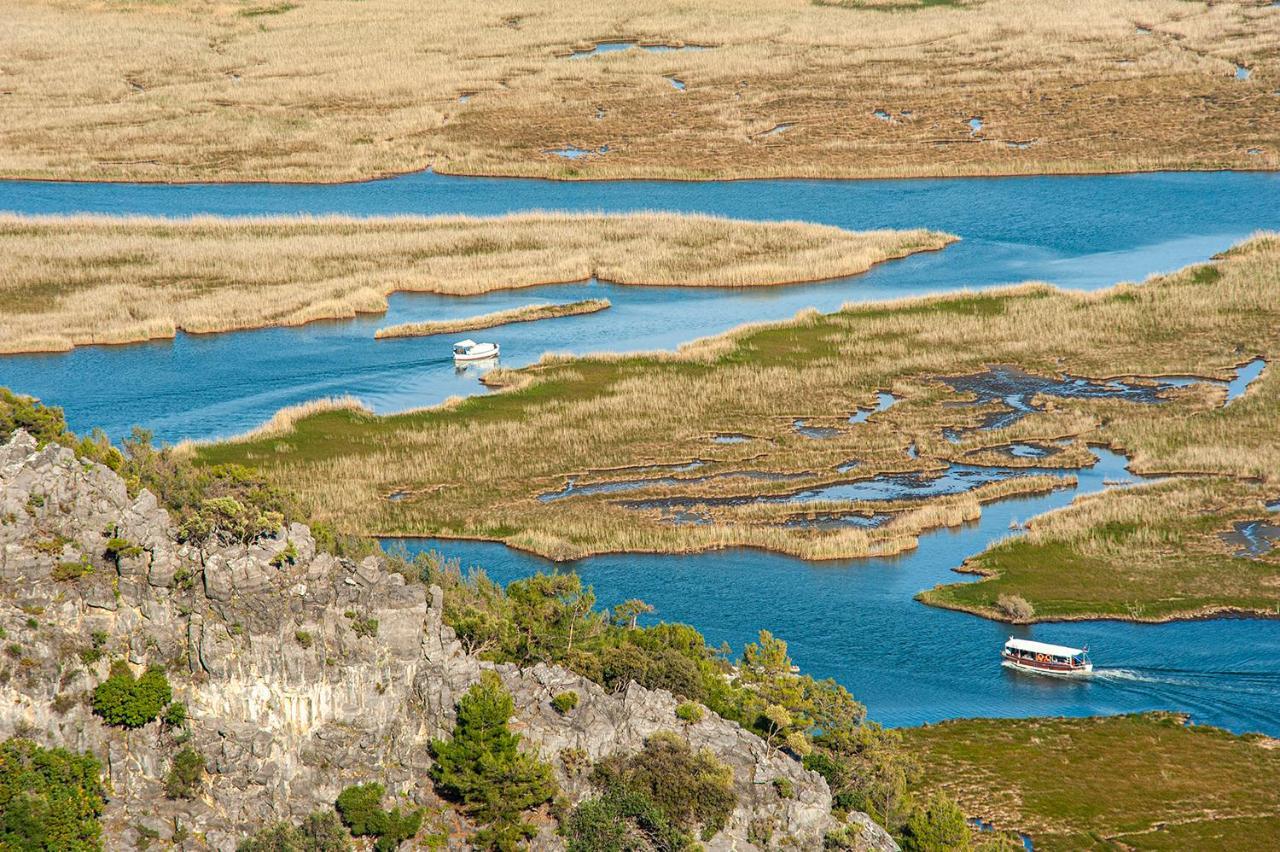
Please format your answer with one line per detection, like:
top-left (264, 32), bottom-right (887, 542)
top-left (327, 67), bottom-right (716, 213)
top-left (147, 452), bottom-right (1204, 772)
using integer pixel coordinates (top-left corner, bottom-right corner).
top-left (905, 713), bottom-right (1280, 851)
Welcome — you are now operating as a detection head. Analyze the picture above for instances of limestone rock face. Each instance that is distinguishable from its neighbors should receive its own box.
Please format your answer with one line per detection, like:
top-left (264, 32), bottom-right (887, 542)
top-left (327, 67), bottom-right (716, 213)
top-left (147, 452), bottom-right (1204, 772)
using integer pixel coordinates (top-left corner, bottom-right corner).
top-left (0, 431), bottom-right (894, 851)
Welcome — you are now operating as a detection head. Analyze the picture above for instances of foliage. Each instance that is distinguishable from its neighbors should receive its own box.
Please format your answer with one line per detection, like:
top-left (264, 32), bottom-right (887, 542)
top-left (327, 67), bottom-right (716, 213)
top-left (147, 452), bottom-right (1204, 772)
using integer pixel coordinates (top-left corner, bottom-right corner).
top-left (350, 617), bottom-right (379, 639)
top-left (550, 691), bottom-right (579, 715)
top-left (0, 738), bottom-right (106, 851)
top-left (899, 793), bottom-right (971, 852)
top-left (238, 810), bottom-right (353, 852)
top-left (162, 701), bottom-right (187, 728)
top-left (334, 783), bottom-right (422, 852)
top-left (52, 559), bottom-right (93, 582)
top-left (91, 662), bottom-right (171, 729)
top-left (163, 747), bottom-right (205, 800)
top-left (773, 777), bottom-right (794, 799)
top-left (0, 394), bottom-right (297, 550)
top-left (675, 701), bottom-right (703, 724)
top-left (995, 594), bottom-right (1034, 621)
top-left (591, 731), bottom-right (735, 842)
top-left (429, 672), bottom-right (557, 848)
top-left (564, 788), bottom-right (693, 852)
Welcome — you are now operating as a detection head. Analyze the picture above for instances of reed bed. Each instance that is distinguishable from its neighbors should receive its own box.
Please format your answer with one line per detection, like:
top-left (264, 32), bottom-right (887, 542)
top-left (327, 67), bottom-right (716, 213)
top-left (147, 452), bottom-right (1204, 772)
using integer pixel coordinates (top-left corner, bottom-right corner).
top-left (198, 234), bottom-right (1280, 573)
top-left (920, 476), bottom-right (1280, 621)
top-left (0, 213), bottom-right (949, 353)
top-left (1, 0), bottom-right (1277, 182)
top-left (375, 299), bottom-right (610, 339)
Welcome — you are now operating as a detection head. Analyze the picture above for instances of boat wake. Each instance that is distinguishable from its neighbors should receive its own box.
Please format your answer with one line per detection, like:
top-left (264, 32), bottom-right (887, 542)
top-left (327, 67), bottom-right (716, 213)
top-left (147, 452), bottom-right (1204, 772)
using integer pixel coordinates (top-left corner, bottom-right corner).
top-left (1092, 666), bottom-right (1280, 730)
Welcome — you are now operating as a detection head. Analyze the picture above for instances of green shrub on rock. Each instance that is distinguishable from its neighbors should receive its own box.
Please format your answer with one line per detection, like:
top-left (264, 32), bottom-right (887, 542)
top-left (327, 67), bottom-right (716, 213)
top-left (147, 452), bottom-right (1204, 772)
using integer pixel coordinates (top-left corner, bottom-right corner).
top-left (91, 662), bottom-right (171, 729)
top-left (164, 747), bottom-right (205, 800)
top-left (0, 737), bottom-right (106, 851)
top-left (565, 788), bottom-right (691, 852)
top-left (237, 810), bottom-right (352, 852)
top-left (591, 731), bottom-right (735, 842)
top-left (551, 690), bottom-right (579, 715)
top-left (430, 672), bottom-right (557, 849)
top-left (334, 783), bottom-right (422, 852)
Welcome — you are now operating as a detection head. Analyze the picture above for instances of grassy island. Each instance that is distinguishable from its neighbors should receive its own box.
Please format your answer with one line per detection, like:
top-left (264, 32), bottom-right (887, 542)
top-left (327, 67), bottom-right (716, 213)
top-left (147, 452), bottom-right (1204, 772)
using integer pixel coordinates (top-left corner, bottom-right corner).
top-left (375, 299), bottom-right (611, 339)
top-left (905, 714), bottom-right (1280, 851)
top-left (196, 236), bottom-right (1279, 613)
top-left (0, 214), bottom-right (949, 353)
top-left (919, 477), bottom-right (1280, 622)
top-left (1, 0), bottom-right (1276, 183)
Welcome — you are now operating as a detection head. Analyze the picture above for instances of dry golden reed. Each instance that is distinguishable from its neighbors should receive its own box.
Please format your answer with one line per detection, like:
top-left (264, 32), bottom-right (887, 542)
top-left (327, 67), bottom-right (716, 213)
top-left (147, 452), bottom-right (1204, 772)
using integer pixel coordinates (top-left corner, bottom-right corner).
top-left (1, 0), bottom-right (1276, 182)
top-left (198, 234), bottom-right (1280, 562)
top-left (375, 299), bottom-right (611, 339)
top-left (0, 213), bottom-right (951, 353)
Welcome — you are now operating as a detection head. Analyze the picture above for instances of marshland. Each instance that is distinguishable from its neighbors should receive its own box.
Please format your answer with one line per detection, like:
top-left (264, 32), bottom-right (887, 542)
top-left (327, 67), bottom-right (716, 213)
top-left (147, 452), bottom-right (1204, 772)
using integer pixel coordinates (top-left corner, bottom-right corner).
top-left (5, 3), bottom-right (1280, 845)
top-left (375, 299), bottom-right (611, 339)
top-left (0, 213), bottom-right (946, 353)
top-left (198, 236), bottom-right (1280, 613)
top-left (2, 0), bottom-right (1278, 182)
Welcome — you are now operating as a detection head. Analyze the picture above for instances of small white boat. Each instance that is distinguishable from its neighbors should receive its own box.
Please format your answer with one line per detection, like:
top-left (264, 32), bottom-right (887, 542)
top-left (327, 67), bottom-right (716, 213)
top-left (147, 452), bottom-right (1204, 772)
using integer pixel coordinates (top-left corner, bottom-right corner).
top-left (1002, 637), bottom-right (1093, 676)
top-left (452, 339), bottom-right (500, 362)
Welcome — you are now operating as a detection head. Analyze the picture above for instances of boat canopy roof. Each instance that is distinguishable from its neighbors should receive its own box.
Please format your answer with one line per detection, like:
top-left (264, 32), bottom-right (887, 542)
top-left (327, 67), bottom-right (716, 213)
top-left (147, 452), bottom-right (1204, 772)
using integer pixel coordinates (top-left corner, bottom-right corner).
top-left (453, 339), bottom-right (478, 349)
top-left (1005, 637), bottom-right (1085, 657)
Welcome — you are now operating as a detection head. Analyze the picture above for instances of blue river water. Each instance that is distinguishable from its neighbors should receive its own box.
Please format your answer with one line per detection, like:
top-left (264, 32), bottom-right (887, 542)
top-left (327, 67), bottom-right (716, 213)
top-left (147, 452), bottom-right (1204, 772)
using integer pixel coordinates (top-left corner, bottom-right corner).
top-left (3, 169), bottom-right (1279, 733)
top-left (2, 171), bottom-right (1279, 441)
top-left (386, 448), bottom-right (1280, 735)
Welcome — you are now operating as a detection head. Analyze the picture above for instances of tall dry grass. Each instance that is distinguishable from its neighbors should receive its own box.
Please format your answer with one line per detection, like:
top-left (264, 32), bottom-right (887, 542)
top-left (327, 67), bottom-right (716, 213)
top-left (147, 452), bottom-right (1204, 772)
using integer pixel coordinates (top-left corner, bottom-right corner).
top-left (198, 234), bottom-right (1280, 561)
top-left (375, 299), bottom-right (611, 339)
top-left (1, 0), bottom-right (1276, 182)
top-left (0, 213), bottom-right (950, 353)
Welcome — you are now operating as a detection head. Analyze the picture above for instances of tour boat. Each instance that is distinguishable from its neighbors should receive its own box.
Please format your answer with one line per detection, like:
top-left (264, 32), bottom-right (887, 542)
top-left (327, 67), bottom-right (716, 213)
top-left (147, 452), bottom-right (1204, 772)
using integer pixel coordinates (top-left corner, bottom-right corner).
top-left (452, 339), bottom-right (500, 362)
top-left (1001, 638), bottom-right (1093, 676)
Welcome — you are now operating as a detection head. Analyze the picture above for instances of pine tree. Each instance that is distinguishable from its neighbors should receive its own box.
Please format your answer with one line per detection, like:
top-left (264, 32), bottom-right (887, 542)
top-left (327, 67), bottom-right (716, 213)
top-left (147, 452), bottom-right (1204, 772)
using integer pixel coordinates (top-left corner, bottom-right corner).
top-left (429, 672), bottom-right (557, 849)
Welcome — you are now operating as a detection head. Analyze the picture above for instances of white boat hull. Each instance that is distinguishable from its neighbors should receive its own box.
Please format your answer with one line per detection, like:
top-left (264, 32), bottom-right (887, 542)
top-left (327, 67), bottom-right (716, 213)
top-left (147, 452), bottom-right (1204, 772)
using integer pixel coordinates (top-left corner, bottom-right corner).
top-left (454, 344), bottom-right (499, 362)
top-left (1002, 658), bottom-right (1094, 677)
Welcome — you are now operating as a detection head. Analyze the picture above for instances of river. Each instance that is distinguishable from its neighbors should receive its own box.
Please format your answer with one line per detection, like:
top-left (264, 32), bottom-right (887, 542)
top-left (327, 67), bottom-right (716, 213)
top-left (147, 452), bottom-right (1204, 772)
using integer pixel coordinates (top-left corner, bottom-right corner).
top-left (2, 169), bottom-right (1279, 734)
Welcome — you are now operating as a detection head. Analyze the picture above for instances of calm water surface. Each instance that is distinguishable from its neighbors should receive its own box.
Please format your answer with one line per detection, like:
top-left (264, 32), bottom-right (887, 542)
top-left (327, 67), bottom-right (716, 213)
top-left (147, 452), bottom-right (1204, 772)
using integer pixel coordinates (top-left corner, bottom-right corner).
top-left (2, 171), bottom-right (1278, 441)
top-left (4, 170), bottom-right (1279, 733)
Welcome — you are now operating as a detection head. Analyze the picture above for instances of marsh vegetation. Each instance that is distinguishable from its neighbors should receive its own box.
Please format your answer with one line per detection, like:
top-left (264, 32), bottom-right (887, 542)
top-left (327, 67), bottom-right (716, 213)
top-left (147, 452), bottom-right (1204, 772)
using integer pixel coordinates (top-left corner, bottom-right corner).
top-left (906, 713), bottom-right (1280, 851)
top-left (375, 299), bottom-right (611, 339)
top-left (0, 213), bottom-right (948, 353)
top-left (197, 236), bottom-right (1279, 617)
top-left (2, 0), bottom-right (1276, 182)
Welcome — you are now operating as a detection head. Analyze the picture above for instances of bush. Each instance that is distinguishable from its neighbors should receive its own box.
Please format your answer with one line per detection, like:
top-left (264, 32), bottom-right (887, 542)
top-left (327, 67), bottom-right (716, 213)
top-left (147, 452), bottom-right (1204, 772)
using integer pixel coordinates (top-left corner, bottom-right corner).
top-left (164, 747), bottom-right (205, 800)
top-left (430, 672), bottom-right (557, 848)
top-left (565, 788), bottom-right (690, 852)
top-left (350, 617), bottom-right (379, 639)
top-left (238, 810), bottom-right (353, 852)
top-left (294, 630), bottom-right (314, 649)
top-left (592, 731), bottom-right (735, 841)
top-left (551, 691), bottom-right (579, 715)
top-left (0, 737), bottom-right (106, 850)
top-left (995, 594), bottom-right (1035, 621)
top-left (53, 558), bottom-right (93, 582)
top-left (675, 701), bottom-right (704, 724)
top-left (334, 783), bottom-right (422, 852)
top-left (103, 537), bottom-right (143, 562)
top-left (900, 793), bottom-right (972, 852)
top-left (91, 662), bottom-right (171, 728)
top-left (773, 777), bottom-right (795, 799)
top-left (162, 701), bottom-right (187, 729)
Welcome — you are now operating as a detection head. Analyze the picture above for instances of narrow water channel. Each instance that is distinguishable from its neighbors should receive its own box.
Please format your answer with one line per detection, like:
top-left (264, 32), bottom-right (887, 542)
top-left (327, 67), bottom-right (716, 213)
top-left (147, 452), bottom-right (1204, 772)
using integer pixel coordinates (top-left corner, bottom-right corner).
top-left (385, 449), bottom-right (1280, 735)
top-left (4, 170), bottom-right (1279, 734)
top-left (1, 171), bottom-right (1278, 442)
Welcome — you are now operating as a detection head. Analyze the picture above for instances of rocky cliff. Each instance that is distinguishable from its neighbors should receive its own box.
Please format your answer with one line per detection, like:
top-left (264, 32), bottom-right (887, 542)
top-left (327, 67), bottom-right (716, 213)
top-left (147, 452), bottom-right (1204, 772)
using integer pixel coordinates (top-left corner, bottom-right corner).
top-left (0, 430), bottom-right (896, 850)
